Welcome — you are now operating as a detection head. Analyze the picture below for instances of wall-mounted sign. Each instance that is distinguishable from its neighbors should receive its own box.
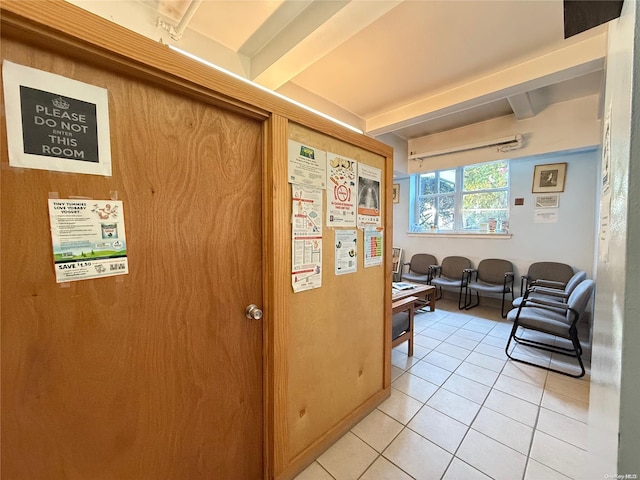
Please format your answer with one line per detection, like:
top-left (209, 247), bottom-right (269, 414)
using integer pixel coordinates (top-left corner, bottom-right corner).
top-left (287, 140), bottom-right (326, 188)
top-left (48, 199), bottom-right (128, 283)
top-left (291, 185), bottom-right (323, 292)
top-left (364, 228), bottom-right (383, 268)
top-left (2, 60), bottom-right (112, 176)
top-left (335, 229), bottom-right (357, 275)
top-left (327, 153), bottom-right (357, 227)
top-left (357, 163), bottom-right (381, 228)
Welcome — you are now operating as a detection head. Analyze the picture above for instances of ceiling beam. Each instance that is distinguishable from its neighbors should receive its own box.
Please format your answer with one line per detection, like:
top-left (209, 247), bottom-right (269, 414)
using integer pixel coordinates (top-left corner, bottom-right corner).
top-left (507, 92), bottom-right (536, 119)
top-left (239, 0), bottom-right (337, 60)
top-left (366, 32), bottom-right (607, 136)
top-left (249, 0), bottom-right (401, 90)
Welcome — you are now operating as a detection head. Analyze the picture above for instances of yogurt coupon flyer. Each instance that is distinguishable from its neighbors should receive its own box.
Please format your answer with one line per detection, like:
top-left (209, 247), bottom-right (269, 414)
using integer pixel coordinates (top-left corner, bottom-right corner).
top-left (48, 199), bottom-right (128, 283)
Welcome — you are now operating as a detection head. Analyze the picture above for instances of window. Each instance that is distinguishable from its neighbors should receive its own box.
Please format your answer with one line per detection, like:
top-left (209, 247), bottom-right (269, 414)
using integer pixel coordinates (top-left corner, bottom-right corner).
top-left (411, 160), bottom-right (509, 233)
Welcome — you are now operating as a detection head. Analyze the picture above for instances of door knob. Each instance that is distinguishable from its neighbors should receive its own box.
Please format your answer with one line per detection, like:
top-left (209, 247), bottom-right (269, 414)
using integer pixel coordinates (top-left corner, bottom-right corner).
top-left (245, 304), bottom-right (263, 320)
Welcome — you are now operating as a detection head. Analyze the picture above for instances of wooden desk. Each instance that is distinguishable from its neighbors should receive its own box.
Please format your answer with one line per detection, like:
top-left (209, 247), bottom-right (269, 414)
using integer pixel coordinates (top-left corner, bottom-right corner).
top-left (392, 283), bottom-right (436, 311)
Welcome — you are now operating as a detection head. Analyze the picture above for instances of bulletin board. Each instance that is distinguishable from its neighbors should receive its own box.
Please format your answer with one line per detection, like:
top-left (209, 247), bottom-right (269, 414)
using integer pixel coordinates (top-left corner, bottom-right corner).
top-left (286, 122), bottom-right (390, 460)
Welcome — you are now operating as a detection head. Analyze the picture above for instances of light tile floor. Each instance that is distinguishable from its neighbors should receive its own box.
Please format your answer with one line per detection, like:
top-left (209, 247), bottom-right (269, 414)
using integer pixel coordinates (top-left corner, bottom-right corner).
top-left (295, 299), bottom-right (590, 480)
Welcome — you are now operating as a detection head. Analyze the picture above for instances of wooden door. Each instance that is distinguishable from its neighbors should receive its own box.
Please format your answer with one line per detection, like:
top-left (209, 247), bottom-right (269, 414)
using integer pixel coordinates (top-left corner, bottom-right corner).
top-left (1, 38), bottom-right (264, 479)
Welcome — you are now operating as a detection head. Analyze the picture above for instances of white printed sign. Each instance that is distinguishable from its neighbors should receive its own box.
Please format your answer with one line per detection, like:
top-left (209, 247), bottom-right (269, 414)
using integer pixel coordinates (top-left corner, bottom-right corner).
top-left (327, 153), bottom-right (357, 226)
top-left (2, 61), bottom-right (112, 176)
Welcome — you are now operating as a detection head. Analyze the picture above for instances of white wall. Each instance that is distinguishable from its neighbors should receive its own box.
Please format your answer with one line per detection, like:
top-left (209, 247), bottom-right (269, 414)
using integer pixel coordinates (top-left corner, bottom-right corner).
top-left (393, 148), bottom-right (599, 289)
top-left (589, 1), bottom-right (640, 475)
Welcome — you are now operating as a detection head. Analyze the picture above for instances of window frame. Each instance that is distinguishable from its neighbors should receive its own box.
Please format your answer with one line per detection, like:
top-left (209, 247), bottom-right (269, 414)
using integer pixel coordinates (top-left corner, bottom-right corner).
top-left (410, 160), bottom-right (510, 234)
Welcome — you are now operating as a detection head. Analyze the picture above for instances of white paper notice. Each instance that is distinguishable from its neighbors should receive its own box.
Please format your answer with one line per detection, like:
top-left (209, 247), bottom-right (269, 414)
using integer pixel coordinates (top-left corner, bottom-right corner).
top-left (364, 228), bottom-right (383, 268)
top-left (533, 209), bottom-right (559, 223)
top-left (599, 105), bottom-right (613, 262)
top-left (335, 230), bottom-right (357, 275)
top-left (48, 199), bottom-right (128, 283)
top-left (599, 192), bottom-right (611, 262)
top-left (327, 153), bottom-right (357, 226)
top-left (288, 140), bottom-right (327, 188)
top-left (3, 61), bottom-right (112, 176)
top-left (292, 185), bottom-right (323, 292)
top-left (357, 163), bottom-right (382, 228)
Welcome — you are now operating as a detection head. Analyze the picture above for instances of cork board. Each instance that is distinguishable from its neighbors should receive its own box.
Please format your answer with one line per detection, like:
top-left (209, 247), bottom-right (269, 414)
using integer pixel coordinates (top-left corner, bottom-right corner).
top-left (287, 122), bottom-right (387, 458)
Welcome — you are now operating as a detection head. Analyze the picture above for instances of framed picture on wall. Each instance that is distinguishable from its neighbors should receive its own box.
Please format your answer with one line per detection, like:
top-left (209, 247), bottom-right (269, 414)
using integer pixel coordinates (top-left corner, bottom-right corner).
top-left (392, 183), bottom-right (400, 203)
top-left (532, 162), bottom-right (567, 193)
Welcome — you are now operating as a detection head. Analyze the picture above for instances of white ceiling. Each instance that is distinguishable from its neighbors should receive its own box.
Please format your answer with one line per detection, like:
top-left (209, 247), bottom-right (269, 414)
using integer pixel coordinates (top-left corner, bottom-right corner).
top-left (72, 0), bottom-right (607, 139)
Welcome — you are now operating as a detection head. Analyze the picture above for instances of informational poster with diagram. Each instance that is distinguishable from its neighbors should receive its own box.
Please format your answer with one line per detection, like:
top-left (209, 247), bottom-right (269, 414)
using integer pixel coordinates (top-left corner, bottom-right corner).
top-left (291, 185), bottom-right (323, 292)
top-left (335, 229), bottom-right (357, 275)
top-left (48, 199), bottom-right (128, 283)
top-left (357, 163), bottom-right (381, 228)
top-left (327, 153), bottom-right (357, 226)
top-left (364, 228), bottom-right (383, 268)
top-left (2, 61), bottom-right (112, 176)
top-left (288, 140), bottom-right (327, 189)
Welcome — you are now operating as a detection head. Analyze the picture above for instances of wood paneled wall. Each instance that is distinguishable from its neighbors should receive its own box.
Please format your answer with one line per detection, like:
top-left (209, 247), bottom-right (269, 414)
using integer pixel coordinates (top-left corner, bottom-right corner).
top-left (0, 2), bottom-right (394, 479)
top-left (285, 123), bottom-right (388, 458)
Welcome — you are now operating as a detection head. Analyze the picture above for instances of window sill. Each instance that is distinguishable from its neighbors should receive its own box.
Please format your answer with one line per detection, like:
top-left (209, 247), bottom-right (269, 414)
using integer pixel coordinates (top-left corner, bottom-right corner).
top-left (407, 232), bottom-right (512, 239)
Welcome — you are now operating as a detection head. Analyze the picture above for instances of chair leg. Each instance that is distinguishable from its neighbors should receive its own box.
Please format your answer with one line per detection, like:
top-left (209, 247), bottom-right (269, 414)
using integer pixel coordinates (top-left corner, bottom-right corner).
top-left (435, 285), bottom-right (443, 301)
top-left (457, 283), bottom-right (466, 310)
top-left (505, 324), bottom-right (586, 378)
top-left (500, 290), bottom-right (508, 318)
top-left (464, 288), bottom-right (479, 310)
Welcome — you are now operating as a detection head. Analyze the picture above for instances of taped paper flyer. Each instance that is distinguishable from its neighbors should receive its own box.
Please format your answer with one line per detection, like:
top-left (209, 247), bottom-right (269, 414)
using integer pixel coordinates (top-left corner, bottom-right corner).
top-left (327, 153), bottom-right (357, 226)
top-left (48, 199), bottom-right (128, 283)
top-left (291, 185), bottom-right (323, 292)
top-left (357, 163), bottom-right (381, 228)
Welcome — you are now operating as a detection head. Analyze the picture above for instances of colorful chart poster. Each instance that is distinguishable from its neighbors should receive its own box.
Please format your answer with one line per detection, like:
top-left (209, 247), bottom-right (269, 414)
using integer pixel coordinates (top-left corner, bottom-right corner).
top-left (364, 228), bottom-right (383, 268)
top-left (357, 163), bottom-right (381, 228)
top-left (291, 185), bottom-right (323, 292)
top-left (288, 140), bottom-right (327, 188)
top-left (335, 229), bottom-right (357, 275)
top-left (327, 153), bottom-right (357, 226)
top-left (48, 199), bottom-right (128, 283)
top-left (3, 61), bottom-right (112, 176)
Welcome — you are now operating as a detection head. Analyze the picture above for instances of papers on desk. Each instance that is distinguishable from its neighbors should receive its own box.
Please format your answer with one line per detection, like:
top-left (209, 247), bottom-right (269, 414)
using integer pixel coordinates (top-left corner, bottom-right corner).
top-left (392, 282), bottom-right (416, 291)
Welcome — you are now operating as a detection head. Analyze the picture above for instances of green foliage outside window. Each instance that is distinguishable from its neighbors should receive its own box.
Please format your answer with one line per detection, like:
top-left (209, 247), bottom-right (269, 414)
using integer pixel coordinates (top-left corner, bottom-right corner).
top-left (413, 160), bottom-right (509, 233)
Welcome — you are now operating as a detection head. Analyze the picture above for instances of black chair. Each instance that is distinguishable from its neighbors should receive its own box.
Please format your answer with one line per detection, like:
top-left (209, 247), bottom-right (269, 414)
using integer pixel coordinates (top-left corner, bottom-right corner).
top-left (429, 256), bottom-right (472, 309)
top-left (519, 261), bottom-right (574, 296)
top-left (401, 253), bottom-right (437, 284)
top-left (463, 259), bottom-right (515, 317)
top-left (505, 279), bottom-right (595, 378)
top-left (513, 270), bottom-right (587, 308)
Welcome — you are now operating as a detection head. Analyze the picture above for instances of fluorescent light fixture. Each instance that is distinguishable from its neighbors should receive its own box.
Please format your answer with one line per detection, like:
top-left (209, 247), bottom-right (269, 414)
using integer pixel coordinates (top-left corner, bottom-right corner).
top-left (168, 45), bottom-right (364, 134)
top-left (409, 134), bottom-right (523, 160)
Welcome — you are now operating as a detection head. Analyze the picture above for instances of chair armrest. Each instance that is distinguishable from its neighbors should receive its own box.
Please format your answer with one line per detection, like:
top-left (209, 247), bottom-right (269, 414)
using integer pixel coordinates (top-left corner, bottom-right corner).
top-left (532, 279), bottom-right (566, 289)
top-left (430, 265), bottom-right (442, 276)
top-left (503, 272), bottom-right (515, 289)
top-left (522, 297), bottom-right (570, 311)
top-left (463, 268), bottom-right (477, 283)
top-left (530, 286), bottom-right (569, 298)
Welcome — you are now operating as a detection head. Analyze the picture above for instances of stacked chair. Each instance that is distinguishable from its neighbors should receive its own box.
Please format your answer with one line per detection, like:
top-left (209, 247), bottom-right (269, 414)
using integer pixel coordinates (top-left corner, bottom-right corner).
top-left (518, 261), bottom-right (574, 298)
top-left (505, 278), bottom-right (594, 378)
top-left (513, 270), bottom-right (587, 308)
